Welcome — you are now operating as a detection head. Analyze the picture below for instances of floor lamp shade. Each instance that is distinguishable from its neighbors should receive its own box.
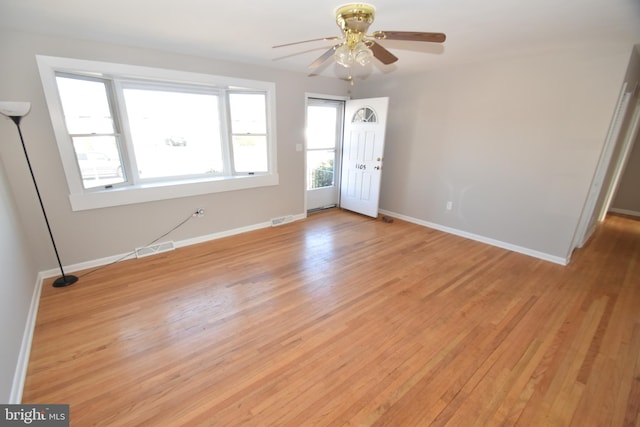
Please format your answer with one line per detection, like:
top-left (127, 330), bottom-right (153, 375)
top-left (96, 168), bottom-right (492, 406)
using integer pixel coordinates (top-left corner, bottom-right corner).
top-left (0, 101), bottom-right (78, 287)
top-left (0, 102), bottom-right (32, 117)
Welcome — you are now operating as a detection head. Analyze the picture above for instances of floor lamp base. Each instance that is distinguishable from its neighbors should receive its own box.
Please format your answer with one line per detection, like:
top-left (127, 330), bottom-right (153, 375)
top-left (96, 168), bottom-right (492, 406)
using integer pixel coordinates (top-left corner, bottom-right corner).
top-left (52, 275), bottom-right (79, 288)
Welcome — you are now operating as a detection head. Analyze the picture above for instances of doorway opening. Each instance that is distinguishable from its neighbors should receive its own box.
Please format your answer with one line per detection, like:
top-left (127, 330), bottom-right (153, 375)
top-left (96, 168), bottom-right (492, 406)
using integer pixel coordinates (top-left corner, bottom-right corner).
top-left (305, 96), bottom-right (346, 212)
top-left (572, 79), bottom-right (640, 254)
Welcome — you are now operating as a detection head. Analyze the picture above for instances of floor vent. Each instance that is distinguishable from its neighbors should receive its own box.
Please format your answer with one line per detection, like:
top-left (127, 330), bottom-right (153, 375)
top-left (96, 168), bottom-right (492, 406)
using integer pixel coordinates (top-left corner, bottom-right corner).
top-left (135, 241), bottom-right (176, 258)
top-left (271, 215), bottom-right (294, 227)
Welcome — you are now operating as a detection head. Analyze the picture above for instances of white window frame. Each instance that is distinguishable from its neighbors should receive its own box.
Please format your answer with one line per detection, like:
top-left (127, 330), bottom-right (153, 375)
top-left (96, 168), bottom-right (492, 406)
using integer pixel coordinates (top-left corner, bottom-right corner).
top-left (36, 55), bottom-right (278, 211)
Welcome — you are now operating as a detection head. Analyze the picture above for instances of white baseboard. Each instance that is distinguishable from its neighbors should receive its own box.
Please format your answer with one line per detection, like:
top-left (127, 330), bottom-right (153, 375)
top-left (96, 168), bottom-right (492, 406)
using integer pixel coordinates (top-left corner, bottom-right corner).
top-left (379, 209), bottom-right (568, 266)
top-left (175, 213), bottom-right (307, 249)
top-left (21, 209), bottom-right (565, 401)
top-left (9, 273), bottom-right (44, 404)
top-left (14, 213), bottom-right (307, 401)
top-left (40, 212), bottom-right (308, 279)
top-left (609, 208), bottom-right (640, 218)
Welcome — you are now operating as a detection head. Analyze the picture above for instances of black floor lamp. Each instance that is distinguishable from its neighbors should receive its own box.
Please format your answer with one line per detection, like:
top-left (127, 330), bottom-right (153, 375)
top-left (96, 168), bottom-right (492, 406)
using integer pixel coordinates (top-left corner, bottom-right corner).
top-left (0, 101), bottom-right (78, 288)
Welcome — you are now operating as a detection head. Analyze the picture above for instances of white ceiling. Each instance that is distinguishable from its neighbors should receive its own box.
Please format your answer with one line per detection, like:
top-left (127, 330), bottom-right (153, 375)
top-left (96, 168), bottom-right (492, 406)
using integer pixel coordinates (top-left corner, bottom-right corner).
top-left (1, 0), bottom-right (639, 80)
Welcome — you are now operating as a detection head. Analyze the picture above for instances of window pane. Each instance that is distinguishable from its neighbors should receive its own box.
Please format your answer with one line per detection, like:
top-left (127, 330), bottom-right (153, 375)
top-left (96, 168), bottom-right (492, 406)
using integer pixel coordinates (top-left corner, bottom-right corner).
top-left (123, 88), bottom-right (223, 180)
top-left (72, 136), bottom-right (125, 189)
top-left (307, 150), bottom-right (335, 190)
top-left (352, 107), bottom-right (377, 123)
top-left (306, 106), bottom-right (338, 150)
top-left (232, 135), bottom-right (268, 173)
top-left (229, 93), bottom-right (266, 134)
top-left (56, 76), bottom-right (114, 134)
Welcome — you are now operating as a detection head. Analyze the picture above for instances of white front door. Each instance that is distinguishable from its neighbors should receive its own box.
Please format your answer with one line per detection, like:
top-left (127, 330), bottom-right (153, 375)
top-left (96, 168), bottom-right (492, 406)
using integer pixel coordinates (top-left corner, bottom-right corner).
top-left (306, 98), bottom-right (345, 211)
top-left (340, 97), bottom-right (389, 218)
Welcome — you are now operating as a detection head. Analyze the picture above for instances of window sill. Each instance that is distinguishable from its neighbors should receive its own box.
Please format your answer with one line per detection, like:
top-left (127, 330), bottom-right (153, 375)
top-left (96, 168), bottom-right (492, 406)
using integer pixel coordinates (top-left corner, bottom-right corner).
top-left (69, 174), bottom-right (279, 211)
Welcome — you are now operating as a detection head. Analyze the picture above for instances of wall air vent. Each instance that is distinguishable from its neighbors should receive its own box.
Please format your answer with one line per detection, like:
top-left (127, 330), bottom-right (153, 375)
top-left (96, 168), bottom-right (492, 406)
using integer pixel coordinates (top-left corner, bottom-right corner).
top-left (135, 241), bottom-right (176, 258)
top-left (271, 215), bottom-right (294, 227)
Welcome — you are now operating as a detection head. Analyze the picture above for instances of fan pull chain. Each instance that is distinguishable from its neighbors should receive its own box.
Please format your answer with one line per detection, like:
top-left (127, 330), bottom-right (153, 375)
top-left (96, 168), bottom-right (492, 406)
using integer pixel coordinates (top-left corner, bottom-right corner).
top-left (348, 70), bottom-right (354, 86)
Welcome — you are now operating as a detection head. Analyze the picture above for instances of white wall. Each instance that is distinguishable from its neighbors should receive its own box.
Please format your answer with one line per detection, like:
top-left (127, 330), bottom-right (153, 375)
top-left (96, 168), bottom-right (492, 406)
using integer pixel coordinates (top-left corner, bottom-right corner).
top-left (355, 46), bottom-right (632, 260)
top-left (0, 160), bottom-right (38, 403)
top-left (0, 29), bottom-right (348, 271)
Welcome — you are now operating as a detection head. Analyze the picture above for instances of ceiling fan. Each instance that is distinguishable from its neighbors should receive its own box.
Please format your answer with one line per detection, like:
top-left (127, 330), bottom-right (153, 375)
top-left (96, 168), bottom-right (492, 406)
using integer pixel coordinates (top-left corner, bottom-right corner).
top-left (273, 3), bottom-right (446, 70)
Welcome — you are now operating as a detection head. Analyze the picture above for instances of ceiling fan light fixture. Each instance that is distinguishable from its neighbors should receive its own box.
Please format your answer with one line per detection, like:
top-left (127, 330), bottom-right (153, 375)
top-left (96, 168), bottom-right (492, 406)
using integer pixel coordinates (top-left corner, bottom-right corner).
top-left (335, 3), bottom-right (376, 33)
top-left (274, 3), bottom-right (447, 71)
top-left (335, 43), bottom-right (354, 67)
top-left (335, 41), bottom-right (373, 68)
top-left (354, 42), bottom-right (373, 66)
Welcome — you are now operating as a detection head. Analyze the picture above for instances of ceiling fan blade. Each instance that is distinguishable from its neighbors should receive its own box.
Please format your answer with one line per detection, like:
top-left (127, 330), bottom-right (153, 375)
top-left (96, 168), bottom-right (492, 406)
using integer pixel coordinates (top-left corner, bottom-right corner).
top-left (273, 36), bottom-right (341, 48)
top-left (308, 45), bottom-right (339, 69)
top-left (369, 41), bottom-right (399, 65)
top-left (375, 31), bottom-right (446, 43)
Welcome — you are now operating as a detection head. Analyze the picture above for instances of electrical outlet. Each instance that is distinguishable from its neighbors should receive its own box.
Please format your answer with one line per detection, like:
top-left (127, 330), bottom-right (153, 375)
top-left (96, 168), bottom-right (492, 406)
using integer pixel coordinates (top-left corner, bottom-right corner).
top-left (446, 201), bottom-right (453, 211)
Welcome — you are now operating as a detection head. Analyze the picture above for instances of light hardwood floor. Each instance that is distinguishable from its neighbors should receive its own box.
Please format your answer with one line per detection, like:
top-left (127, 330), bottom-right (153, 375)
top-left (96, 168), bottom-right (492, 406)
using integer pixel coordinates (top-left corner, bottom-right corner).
top-left (23, 209), bottom-right (640, 426)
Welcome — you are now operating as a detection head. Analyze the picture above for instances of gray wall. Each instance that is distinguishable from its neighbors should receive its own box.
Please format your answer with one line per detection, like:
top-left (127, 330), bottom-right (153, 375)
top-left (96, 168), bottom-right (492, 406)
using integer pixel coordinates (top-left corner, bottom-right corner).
top-left (0, 161), bottom-right (38, 403)
top-left (1, 30), bottom-right (632, 269)
top-left (0, 27), bottom-right (635, 401)
top-left (0, 31), bottom-right (346, 401)
top-left (354, 46), bottom-right (631, 260)
top-left (0, 29), bottom-right (348, 270)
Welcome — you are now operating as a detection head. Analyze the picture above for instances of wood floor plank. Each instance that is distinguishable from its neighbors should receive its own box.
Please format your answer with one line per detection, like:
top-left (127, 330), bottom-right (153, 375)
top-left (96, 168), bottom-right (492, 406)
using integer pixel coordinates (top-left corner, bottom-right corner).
top-left (21, 210), bottom-right (640, 426)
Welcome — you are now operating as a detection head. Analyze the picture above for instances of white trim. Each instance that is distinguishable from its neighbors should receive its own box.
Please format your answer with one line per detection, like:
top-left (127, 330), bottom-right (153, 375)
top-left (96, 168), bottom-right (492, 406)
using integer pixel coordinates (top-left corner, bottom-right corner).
top-left (69, 174), bottom-right (279, 211)
top-left (609, 208), bottom-right (640, 218)
top-left (16, 207), bottom-right (562, 401)
top-left (600, 95), bottom-right (640, 221)
top-left (39, 212), bottom-right (308, 278)
top-left (176, 213), bottom-right (307, 248)
top-left (9, 273), bottom-right (44, 404)
top-left (305, 93), bottom-right (350, 102)
top-left (379, 209), bottom-right (569, 266)
top-left (602, 96), bottom-right (640, 219)
top-left (36, 55), bottom-right (279, 212)
top-left (572, 83), bottom-right (631, 250)
top-left (16, 212), bottom-right (307, 400)
top-left (304, 93), bottom-right (347, 212)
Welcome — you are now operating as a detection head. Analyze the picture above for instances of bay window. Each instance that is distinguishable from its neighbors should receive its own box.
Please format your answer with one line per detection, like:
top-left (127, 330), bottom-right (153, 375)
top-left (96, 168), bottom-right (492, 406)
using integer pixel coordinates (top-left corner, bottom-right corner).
top-left (37, 55), bottom-right (277, 211)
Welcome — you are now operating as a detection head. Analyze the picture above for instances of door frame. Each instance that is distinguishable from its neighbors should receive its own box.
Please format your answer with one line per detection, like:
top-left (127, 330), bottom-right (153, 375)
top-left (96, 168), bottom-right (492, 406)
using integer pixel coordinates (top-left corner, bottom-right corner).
top-left (304, 93), bottom-right (349, 212)
top-left (571, 81), bottom-right (638, 255)
top-left (600, 95), bottom-right (640, 217)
